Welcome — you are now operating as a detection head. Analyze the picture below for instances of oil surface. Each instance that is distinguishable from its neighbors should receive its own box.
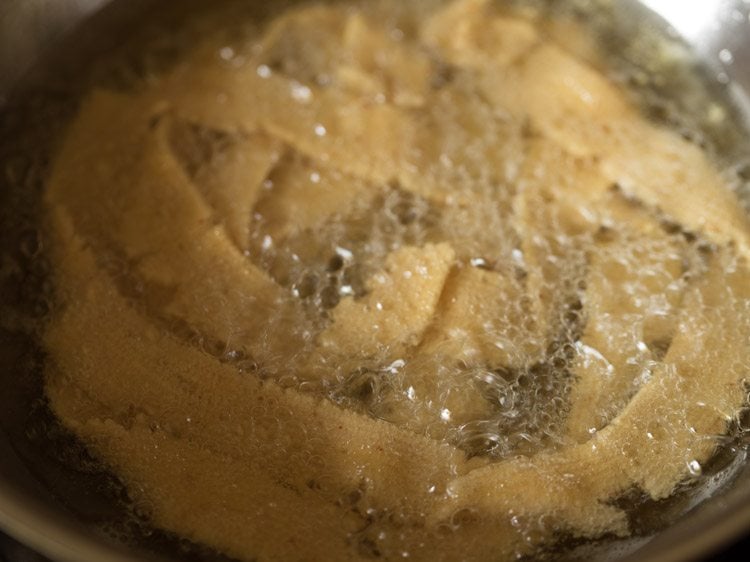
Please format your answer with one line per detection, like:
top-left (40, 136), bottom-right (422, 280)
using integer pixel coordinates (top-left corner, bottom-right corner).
top-left (2, 1), bottom-right (750, 561)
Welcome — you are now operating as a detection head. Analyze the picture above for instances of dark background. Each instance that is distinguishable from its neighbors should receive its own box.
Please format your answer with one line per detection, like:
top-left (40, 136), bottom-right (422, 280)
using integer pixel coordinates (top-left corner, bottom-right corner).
top-left (3, 530), bottom-right (749, 562)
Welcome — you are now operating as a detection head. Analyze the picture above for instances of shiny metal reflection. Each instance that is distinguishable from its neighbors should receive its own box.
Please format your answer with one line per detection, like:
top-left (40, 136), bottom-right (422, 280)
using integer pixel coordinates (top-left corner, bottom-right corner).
top-left (642, 0), bottom-right (750, 118)
top-left (0, 0), bottom-right (108, 102)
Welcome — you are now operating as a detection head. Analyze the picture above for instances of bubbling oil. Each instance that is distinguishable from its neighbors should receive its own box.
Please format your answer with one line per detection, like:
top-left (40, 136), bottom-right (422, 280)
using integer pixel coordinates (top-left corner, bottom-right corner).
top-left (2, 0), bottom-right (750, 561)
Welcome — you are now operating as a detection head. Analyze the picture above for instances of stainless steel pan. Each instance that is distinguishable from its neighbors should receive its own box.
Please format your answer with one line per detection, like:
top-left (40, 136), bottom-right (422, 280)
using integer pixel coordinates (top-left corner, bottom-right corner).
top-left (1, 1), bottom-right (750, 560)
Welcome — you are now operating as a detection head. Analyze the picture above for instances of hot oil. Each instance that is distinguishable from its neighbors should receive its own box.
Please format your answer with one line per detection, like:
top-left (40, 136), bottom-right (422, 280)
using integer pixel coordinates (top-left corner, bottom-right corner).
top-left (1, 0), bottom-right (750, 561)
top-left (0, 2), bottom-right (288, 559)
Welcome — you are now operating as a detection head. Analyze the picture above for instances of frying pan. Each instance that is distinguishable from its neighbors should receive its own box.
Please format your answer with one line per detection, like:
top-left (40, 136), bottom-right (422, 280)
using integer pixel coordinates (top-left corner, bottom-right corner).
top-left (1, 1), bottom-right (750, 560)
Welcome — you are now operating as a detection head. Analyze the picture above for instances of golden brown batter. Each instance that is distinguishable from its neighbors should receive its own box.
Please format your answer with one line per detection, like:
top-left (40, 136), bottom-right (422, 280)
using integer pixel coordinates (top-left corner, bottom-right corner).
top-left (43, 0), bottom-right (750, 560)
